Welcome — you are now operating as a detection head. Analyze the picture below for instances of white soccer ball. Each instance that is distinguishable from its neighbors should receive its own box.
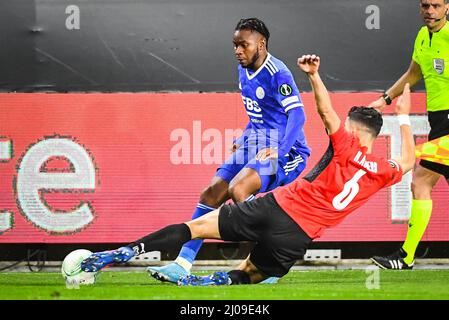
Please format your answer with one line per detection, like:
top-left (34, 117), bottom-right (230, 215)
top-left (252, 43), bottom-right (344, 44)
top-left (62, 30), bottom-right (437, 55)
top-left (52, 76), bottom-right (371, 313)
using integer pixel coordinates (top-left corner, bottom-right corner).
top-left (61, 249), bottom-right (97, 288)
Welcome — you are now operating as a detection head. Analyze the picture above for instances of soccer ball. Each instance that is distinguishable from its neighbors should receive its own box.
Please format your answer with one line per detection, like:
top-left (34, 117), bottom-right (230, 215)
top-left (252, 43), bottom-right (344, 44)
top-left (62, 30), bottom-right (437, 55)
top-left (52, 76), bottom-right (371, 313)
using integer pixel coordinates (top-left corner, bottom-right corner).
top-left (61, 249), bottom-right (97, 288)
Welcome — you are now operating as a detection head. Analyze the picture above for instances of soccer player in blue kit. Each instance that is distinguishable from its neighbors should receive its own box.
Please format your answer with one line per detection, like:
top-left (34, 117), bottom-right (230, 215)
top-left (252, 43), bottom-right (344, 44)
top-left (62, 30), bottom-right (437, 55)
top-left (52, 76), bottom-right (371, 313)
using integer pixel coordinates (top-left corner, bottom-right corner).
top-left (110, 18), bottom-right (311, 284)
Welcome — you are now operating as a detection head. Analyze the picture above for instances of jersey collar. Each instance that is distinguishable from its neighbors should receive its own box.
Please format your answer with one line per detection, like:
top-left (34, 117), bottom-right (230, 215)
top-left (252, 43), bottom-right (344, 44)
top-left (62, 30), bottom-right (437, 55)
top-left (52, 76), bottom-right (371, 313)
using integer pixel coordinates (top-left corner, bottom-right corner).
top-left (428, 20), bottom-right (449, 35)
top-left (246, 53), bottom-right (272, 80)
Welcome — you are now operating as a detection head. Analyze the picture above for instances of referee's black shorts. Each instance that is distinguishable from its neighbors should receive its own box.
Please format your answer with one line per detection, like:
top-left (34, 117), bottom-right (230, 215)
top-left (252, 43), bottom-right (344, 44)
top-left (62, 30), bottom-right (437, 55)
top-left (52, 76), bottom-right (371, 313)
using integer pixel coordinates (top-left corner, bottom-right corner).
top-left (218, 193), bottom-right (312, 278)
top-left (420, 110), bottom-right (449, 179)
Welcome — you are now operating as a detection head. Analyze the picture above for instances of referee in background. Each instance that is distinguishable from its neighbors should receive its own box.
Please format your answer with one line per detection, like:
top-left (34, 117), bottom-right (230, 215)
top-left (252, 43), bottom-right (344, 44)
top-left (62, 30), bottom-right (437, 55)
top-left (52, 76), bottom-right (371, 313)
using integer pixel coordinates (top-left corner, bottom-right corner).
top-left (370, 0), bottom-right (449, 269)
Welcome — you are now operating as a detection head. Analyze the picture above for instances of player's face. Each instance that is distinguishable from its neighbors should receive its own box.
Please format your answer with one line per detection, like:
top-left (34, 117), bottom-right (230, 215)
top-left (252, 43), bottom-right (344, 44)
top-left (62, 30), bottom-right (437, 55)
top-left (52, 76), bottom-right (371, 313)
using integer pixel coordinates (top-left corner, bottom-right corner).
top-left (420, 0), bottom-right (448, 29)
top-left (233, 29), bottom-right (264, 69)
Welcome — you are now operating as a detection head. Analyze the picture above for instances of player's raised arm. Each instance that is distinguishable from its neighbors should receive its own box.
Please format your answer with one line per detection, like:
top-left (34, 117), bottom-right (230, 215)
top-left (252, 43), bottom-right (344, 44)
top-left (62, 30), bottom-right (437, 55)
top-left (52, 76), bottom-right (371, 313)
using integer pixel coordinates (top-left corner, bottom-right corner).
top-left (297, 55), bottom-right (340, 135)
top-left (393, 83), bottom-right (415, 174)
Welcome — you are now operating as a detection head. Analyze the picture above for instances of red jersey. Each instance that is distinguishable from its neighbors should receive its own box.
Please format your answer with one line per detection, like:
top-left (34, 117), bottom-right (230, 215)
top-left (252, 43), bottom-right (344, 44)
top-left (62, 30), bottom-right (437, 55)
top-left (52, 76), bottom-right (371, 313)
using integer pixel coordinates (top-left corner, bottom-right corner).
top-left (273, 124), bottom-right (403, 239)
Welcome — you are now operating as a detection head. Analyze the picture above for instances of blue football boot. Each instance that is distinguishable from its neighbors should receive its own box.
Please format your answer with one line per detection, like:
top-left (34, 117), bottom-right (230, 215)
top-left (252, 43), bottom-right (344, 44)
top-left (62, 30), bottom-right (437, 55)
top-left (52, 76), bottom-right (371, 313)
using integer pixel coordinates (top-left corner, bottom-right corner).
top-left (260, 277), bottom-right (280, 284)
top-left (177, 271), bottom-right (231, 286)
top-left (146, 262), bottom-right (189, 283)
top-left (81, 246), bottom-right (135, 272)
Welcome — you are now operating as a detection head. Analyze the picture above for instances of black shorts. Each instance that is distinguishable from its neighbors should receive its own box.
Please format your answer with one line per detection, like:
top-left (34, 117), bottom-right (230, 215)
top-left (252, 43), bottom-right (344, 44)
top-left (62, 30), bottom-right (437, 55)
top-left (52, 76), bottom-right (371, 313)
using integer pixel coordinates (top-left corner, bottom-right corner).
top-left (420, 110), bottom-right (449, 179)
top-left (218, 193), bottom-right (312, 277)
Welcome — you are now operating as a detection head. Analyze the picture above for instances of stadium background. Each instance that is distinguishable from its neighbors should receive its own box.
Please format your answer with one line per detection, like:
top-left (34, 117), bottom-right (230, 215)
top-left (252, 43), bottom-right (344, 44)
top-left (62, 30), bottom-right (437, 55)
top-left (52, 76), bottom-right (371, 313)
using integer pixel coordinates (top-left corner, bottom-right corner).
top-left (0, 0), bottom-right (448, 261)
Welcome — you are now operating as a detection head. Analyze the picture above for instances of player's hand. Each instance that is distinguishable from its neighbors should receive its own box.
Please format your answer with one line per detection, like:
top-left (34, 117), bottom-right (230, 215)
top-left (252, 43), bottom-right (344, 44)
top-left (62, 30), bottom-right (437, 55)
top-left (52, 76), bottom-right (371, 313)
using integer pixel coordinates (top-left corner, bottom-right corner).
top-left (230, 143), bottom-right (240, 154)
top-left (256, 148), bottom-right (278, 161)
top-left (395, 83), bottom-right (411, 115)
top-left (368, 97), bottom-right (388, 112)
top-left (297, 54), bottom-right (320, 75)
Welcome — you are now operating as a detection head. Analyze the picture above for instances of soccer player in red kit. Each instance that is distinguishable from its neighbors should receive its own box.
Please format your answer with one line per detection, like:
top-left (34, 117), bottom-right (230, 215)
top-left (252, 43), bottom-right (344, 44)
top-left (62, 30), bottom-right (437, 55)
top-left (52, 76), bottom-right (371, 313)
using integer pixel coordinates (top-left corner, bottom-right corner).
top-left (81, 55), bottom-right (416, 285)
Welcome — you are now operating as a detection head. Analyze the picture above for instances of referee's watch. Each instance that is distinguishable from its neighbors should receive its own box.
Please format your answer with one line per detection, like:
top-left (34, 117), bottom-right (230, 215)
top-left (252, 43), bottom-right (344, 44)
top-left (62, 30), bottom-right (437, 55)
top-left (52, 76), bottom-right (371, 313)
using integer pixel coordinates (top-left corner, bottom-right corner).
top-left (382, 93), bottom-right (392, 105)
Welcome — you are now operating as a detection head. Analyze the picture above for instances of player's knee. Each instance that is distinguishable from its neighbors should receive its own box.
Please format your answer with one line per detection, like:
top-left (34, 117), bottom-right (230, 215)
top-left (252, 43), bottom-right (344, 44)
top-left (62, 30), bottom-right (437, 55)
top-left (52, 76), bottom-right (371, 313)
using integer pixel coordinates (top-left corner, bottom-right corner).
top-left (186, 217), bottom-right (209, 239)
top-left (411, 180), bottom-right (432, 199)
top-left (199, 185), bottom-right (226, 207)
top-left (228, 183), bottom-right (248, 203)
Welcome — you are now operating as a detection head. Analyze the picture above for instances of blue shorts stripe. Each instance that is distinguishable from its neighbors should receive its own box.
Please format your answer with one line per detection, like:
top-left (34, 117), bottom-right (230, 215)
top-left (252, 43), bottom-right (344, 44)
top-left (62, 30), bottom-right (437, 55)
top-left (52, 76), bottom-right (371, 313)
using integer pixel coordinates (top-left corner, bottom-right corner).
top-left (197, 203), bottom-right (216, 211)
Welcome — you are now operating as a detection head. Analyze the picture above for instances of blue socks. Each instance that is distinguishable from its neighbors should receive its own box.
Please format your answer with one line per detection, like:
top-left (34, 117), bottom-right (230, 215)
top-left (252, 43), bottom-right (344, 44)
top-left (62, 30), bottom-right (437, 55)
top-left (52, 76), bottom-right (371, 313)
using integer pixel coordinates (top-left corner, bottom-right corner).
top-left (176, 195), bottom-right (256, 270)
top-left (176, 203), bottom-right (215, 267)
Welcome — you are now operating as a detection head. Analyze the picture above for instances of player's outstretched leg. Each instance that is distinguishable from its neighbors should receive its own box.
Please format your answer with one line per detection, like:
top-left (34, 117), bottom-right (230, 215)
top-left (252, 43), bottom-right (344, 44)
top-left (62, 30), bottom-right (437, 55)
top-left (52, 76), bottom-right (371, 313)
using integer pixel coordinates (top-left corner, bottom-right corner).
top-left (147, 203), bottom-right (216, 283)
top-left (81, 246), bottom-right (135, 272)
top-left (83, 223), bottom-right (193, 273)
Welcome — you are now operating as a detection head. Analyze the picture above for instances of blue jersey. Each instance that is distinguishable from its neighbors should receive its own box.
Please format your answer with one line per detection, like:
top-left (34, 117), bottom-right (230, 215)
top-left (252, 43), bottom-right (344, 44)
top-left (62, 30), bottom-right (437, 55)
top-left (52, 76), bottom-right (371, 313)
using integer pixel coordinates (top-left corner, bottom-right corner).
top-left (238, 53), bottom-right (310, 157)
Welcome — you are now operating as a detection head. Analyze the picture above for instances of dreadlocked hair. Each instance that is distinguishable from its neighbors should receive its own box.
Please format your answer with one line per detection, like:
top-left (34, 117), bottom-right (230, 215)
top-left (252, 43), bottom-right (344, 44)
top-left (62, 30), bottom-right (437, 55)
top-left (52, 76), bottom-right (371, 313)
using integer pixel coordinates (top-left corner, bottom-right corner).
top-left (235, 18), bottom-right (270, 47)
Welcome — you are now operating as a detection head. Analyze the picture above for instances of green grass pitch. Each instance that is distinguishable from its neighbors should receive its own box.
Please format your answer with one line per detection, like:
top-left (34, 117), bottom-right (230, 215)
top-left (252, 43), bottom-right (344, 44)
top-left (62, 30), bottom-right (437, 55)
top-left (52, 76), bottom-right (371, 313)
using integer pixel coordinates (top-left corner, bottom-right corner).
top-left (1, 269), bottom-right (449, 300)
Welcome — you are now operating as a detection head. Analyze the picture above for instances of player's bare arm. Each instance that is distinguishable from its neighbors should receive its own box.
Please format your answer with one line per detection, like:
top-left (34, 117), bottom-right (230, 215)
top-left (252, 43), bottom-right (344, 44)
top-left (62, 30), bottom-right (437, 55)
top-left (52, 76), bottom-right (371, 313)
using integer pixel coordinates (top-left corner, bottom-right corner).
top-left (230, 143), bottom-right (240, 154)
top-left (298, 54), bottom-right (340, 135)
top-left (369, 60), bottom-right (423, 111)
top-left (255, 147), bottom-right (278, 161)
top-left (393, 83), bottom-right (416, 174)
